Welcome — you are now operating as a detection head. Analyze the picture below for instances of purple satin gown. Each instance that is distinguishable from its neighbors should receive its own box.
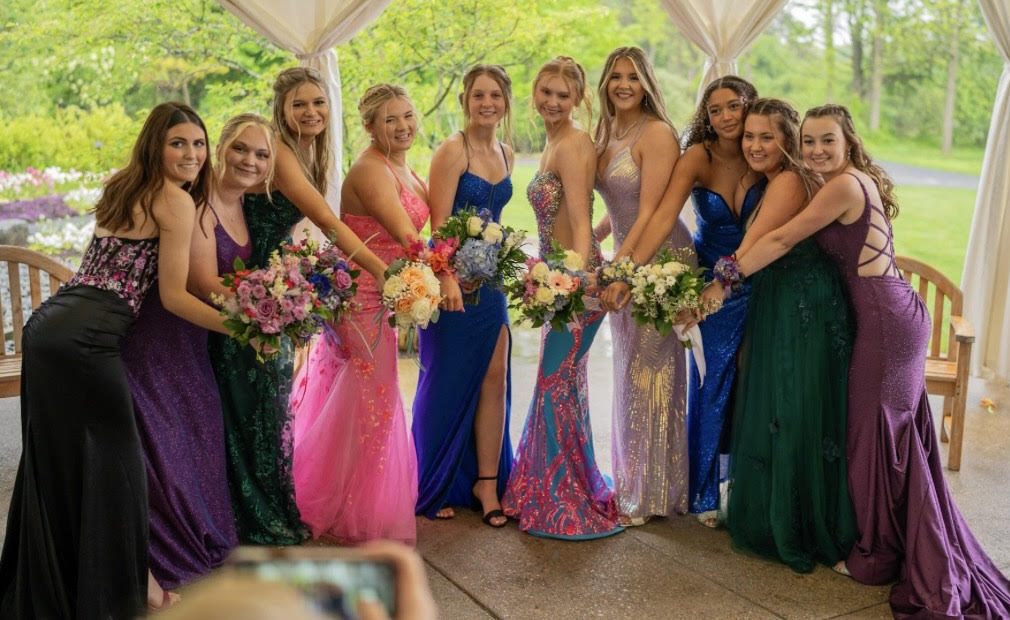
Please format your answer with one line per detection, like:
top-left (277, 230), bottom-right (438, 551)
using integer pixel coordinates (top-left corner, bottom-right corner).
top-left (815, 173), bottom-right (1010, 618)
top-left (121, 216), bottom-right (246, 589)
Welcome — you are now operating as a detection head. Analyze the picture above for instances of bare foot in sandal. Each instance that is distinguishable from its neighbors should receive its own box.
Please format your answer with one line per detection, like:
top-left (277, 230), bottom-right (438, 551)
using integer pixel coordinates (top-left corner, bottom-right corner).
top-left (436, 506), bottom-right (455, 519)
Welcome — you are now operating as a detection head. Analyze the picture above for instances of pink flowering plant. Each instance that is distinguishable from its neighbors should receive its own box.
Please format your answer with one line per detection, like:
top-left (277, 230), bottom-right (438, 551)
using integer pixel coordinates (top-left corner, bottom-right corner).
top-left (431, 207), bottom-right (528, 302)
top-left (505, 242), bottom-right (587, 331)
top-left (212, 250), bottom-right (326, 362)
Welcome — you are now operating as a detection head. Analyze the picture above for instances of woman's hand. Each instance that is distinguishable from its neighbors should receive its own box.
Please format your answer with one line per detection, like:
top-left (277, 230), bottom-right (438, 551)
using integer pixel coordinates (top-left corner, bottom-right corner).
top-left (438, 272), bottom-right (464, 312)
top-left (699, 281), bottom-right (727, 313)
top-left (601, 281), bottom-right (632, 312)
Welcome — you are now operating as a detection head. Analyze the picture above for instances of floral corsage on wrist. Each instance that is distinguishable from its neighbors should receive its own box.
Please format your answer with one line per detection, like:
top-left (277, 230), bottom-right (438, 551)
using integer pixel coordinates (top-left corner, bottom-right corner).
top-left (597, 256), bottom-right (636, 287)
top-left (712, 254), bottom-right (745, 296)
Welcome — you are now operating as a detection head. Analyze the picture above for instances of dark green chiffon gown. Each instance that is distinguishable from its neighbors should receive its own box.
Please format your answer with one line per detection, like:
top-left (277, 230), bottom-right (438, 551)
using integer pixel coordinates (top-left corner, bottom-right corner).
top-left (727, 237), bottom-right (856, 573)
top-left (208, 191), bottom-right (309, 545)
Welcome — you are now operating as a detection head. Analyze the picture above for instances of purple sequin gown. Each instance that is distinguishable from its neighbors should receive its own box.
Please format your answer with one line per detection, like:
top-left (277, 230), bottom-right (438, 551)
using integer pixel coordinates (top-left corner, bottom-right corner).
top-left (502, 170), bottom-right (622, 540)
top-left (815, 173), bottom-right (1010, 618)
top-left (596, 141), bottom-right (691, 520)
top-left (121, 217), bottom-right (245, 590)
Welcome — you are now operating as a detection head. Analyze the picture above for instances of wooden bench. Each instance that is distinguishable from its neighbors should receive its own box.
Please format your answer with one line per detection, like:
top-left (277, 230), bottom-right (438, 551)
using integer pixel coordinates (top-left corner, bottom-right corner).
top-left (896, 256), bottom-right (974, 471)
top-left (0, 246), bottom-right (73, 397)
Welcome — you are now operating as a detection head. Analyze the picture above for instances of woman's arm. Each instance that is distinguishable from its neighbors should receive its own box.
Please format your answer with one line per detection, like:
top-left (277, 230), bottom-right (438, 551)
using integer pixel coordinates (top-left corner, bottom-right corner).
top-left (187, 204), bottom-right (228, 301)
top-left (627, 145), bottom-right (704, 264)
top-left (615, 122), bottom-right (678, 256)
top-left (737, 174), bottom-right (863, 276)
top-left (271, 144), bottom-right (387, 280)
top-left (153, 187), bottom-right (228, 333)
top-left (555, 133), bottom-right (596, 265)
top-left (426, 137), bottom-right (467, 311)
top-left (734, 170), bottom-right (809, 258)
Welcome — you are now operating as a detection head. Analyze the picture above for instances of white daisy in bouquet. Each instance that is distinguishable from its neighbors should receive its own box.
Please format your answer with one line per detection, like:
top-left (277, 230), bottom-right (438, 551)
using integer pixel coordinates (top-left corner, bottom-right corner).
top-left (628, 248), bottom-right (712, 337)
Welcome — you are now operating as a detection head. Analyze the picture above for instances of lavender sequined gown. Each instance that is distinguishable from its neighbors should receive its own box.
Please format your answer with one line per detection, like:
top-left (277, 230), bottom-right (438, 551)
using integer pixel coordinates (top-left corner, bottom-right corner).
top-left (502, 170), bottom-right (622, 540)
top-left (120, 215), bottom-right (245, 589)
top-left (596, 142), bottom-right (691, 519)
top-left (815, 174), bottom-right (1010, 618)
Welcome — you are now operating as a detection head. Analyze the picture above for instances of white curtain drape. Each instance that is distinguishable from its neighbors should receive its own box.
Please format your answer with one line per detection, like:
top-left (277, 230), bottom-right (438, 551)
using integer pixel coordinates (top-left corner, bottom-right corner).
top-left (658, 0), bottom-right (787, 101)
top-left (217, 0), bottom-right (392, 209)
top-left (961, 0), bottom-right (1010, 381)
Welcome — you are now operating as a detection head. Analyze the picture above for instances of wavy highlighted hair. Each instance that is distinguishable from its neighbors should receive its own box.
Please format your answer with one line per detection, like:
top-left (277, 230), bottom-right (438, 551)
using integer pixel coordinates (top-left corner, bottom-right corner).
top-left (594, 46), bottom-right (677, 154)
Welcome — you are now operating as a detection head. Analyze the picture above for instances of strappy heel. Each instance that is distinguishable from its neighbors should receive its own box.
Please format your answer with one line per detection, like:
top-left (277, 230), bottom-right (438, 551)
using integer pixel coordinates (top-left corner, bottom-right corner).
top-left (472, 475), bottom-right (507, 528)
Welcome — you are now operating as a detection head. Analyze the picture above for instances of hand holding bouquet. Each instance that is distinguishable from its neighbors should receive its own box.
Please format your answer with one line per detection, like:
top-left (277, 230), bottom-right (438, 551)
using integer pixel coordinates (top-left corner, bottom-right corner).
top-left (381, 258), bottom-right (442, 329)
top-left (627, 248), bottom-right (711, 337)
top-left (430, 208), bottom-right (528, 301)
top-left (212, 251), bottom-right (326, 362)
top-left (280, 236), bottom-right (359, 324)
top-left (505, 243), bottom-right (587, 331)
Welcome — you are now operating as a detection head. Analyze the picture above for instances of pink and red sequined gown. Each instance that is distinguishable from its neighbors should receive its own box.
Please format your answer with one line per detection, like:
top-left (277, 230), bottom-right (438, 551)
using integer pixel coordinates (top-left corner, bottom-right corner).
top-left (289, 168), bottom-right (427, 546)
top-left (502, 170), bottom-right (622, 539)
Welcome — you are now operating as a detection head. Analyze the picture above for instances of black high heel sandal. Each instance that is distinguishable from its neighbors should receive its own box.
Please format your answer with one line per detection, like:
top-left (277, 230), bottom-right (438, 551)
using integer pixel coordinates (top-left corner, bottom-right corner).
top-left (473, 475), bottom-right (507, 528)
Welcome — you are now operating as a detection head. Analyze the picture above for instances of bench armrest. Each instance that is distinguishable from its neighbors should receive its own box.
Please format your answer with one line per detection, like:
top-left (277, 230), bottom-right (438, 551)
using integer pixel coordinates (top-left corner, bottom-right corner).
top-left (950, 315), bottom-right (974, 344)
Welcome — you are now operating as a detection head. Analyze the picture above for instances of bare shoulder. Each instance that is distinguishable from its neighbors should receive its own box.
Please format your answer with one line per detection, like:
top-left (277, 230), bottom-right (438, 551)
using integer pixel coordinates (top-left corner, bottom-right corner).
top-left (160, 183), bottom-right (196, 209)
top-left (822, 169), bottom-right (868, 202)
top-left (639, 119), bottom-right (677, 146)
top-left (556, 129), bottom-right (594, 160)
top-left (431, 134), bottom-right (467, 170)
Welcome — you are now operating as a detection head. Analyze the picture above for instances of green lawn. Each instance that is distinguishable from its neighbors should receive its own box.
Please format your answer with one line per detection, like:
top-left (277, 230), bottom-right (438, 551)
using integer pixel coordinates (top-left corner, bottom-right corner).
top-left (862, 137), bottom-right (985, 177)
top-left (500, 162), bottom-right (974, 285)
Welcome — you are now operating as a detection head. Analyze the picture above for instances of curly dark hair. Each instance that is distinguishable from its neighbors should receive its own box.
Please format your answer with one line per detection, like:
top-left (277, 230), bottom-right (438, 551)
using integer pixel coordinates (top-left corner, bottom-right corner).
top-left (683, 75), bottom-right (757, 150)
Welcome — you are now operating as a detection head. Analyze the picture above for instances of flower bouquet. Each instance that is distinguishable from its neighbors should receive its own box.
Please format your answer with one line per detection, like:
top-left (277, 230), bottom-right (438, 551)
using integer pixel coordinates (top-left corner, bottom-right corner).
top-left (212, 250), bottom-right (326, 362)
top-left (381, 258), bottom-right (443, 330)
top-left (430, 208), bottom-right (528, 302)
top-left (628, 248), bottom-right (709, 337)
top-left (505, 243), bottom-right (587, 331)
top-left (280, 236), bottom-right (359, 323)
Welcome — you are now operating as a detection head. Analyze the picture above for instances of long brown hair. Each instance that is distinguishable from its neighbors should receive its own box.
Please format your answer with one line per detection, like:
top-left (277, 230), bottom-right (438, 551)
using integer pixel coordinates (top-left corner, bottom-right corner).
top-left (684, 75), bottom-right (757, 150)
top-left (272, 67), bottom-right (331, 195)
top-left (747, 98), bottom-right (820, 200)
top-left (594, 46), bottom-right (677, 154)
top-left (532, 56), bottom-right (593, 130)
top-left (803, 104), bottom-right (899, 219)
top-left (460, 64), bottom-right (514, 148)
top-left (94, 102), bottom-right (209, 232)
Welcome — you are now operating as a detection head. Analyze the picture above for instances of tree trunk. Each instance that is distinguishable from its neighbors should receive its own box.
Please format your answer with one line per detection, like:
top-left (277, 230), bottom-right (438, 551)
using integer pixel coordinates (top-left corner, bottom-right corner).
top-left (869, 0), bottom-right (885, 131)
top-left (942, 0), bottom-right (965, 154)
top-left (824, 0), bottom-right (836, 101)
top-left (846, 0), bottom-right (866, 97)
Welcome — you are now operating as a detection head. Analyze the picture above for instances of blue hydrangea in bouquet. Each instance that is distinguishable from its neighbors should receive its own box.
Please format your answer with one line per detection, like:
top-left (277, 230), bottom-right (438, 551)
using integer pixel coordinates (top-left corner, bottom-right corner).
top-left (279, 235), bottom-right (359, 324)
top-left (505, 242), bottom-right (588, 331)
top-left (431, 207), bottom-right (528, 302)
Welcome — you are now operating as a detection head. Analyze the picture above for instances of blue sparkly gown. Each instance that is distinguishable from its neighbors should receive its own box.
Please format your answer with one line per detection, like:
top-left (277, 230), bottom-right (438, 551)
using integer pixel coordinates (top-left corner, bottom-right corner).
top-left (687, 178), bottom-right (766, 514)
top-left (501, 170), bottom-right (622, 540)
top-left (412, 149), bottom-right (514, 519)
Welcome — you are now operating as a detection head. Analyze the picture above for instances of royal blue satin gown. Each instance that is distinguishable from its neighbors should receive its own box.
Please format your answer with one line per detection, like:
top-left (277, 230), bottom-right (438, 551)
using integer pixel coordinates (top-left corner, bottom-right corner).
top-left (412, 159), bottom-right (514, 518)
top-left (687, 178), bottom-right (766, 514)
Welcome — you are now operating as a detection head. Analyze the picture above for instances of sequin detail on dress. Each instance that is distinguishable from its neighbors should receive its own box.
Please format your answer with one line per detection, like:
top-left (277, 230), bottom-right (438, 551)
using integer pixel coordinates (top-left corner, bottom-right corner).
top-left (65, 235), bottom-right (159, 315)
top-left (596, 144), bottom-right (691, 520)
top-left (291, 164), bottom-right (427, 545)
top-left (527, 170), bottom-right (602, 268)
top-left (502, 170), bottom-right (621, 540)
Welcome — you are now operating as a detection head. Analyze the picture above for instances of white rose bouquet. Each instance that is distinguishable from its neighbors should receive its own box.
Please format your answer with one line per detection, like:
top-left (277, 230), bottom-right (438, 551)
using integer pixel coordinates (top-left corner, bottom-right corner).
top-left (381, 258), bottom-right (443, 329)
top-left (505, 242), bottom-right (587, 331)
top-left (431, 207), bottom-right (528, 302)
top-left (629, 248), bottom-right (712, 337)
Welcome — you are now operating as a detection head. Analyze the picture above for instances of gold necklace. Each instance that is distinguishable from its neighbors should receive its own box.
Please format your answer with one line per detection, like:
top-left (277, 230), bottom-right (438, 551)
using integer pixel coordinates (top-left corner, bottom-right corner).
top-left (612, 116), bottom-right (644, 141)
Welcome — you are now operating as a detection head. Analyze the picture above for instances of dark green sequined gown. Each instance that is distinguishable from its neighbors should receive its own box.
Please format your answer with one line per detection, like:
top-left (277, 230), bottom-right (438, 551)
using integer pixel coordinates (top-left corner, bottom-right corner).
top-left (727, 238), bottom-right (857, 573)
top-left (208, 191), bottom-right (308, 544)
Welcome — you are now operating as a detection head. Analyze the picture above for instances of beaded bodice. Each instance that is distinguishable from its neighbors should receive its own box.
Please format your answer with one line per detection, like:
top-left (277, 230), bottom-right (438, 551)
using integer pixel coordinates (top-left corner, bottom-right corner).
top-left (527, 170), bottom-right (602, 269)
top-left (65, 235), bottom-right (159, 315)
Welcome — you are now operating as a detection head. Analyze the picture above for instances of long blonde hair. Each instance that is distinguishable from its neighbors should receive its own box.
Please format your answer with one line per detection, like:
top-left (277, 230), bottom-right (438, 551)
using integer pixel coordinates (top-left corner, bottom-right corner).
top-left (532, 56), bottom-right (593, 129)
top-left (271, 67), bottom-right (331, 195)
top-left (594, 47), bottom-right (677, 154)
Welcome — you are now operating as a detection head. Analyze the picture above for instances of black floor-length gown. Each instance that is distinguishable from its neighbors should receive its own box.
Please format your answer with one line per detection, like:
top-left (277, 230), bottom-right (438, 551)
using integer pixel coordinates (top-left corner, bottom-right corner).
top-left (0, 235), bottom-right (159, 619)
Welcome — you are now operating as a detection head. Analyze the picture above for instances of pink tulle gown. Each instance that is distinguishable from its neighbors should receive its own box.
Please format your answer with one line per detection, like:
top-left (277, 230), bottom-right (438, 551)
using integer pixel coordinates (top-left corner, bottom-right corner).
top-left (290, 161), bottom-right (428, 546)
